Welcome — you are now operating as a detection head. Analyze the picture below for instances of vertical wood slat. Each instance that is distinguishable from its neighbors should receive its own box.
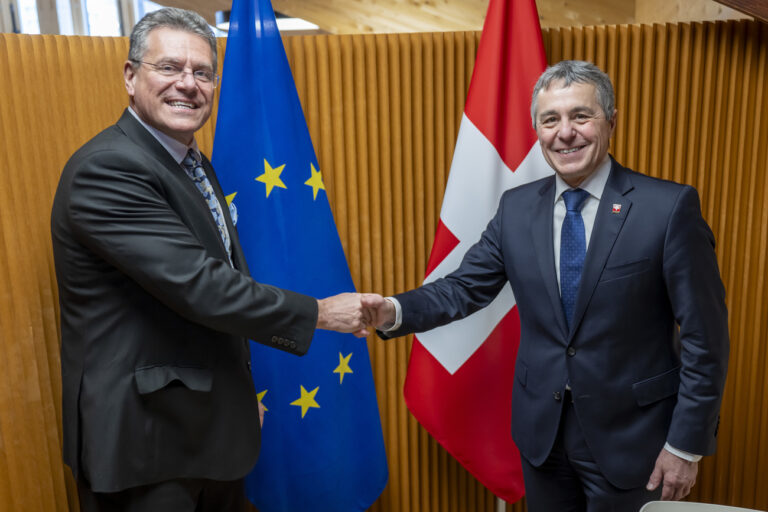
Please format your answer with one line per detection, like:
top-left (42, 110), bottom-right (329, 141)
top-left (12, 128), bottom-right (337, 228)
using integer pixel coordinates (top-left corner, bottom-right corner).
top-left (1, 19), bottom-right (767, 511)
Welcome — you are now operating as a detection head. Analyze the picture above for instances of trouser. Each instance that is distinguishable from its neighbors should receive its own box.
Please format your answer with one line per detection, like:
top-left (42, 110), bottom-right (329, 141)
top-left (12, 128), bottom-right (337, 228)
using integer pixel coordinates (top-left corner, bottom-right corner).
top-left (521, 391), bottom-right (662, 512)
top-left (77, 476), bottom-right (249, 512)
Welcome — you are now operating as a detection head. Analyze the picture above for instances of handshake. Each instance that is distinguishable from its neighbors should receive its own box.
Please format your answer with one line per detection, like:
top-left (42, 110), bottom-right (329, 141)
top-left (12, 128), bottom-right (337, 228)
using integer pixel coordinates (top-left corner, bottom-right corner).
top-left (316, 293), bottom-right (397, 338)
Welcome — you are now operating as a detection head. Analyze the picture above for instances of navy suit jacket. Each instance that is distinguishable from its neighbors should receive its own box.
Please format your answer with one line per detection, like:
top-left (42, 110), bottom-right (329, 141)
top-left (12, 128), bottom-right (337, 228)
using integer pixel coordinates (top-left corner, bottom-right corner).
top-left (388, 158), bottom-right (729, 489)
top-left (51, 110), bottom-right (319, 492)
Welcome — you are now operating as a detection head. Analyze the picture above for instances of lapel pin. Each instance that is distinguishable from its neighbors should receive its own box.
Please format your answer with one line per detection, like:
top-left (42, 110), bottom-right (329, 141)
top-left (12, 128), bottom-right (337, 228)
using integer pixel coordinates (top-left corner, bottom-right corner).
top-left (612, 204), bottom-right (622, 214)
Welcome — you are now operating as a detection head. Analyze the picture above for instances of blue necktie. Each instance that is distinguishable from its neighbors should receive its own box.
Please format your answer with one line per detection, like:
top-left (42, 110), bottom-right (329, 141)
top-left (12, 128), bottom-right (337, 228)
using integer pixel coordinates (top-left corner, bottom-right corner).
top-left (181, 149), bottom-right (233, 265)
top-left (560, 188), bottom-right (590, 329)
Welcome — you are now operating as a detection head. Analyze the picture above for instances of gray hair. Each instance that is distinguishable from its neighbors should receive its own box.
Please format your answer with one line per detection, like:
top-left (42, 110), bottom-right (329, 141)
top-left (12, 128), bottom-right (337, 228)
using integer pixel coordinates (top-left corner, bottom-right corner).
top-left (530, 60), bottom-right (615, 128)
top-left (128, 7), bottom-right (217, 70)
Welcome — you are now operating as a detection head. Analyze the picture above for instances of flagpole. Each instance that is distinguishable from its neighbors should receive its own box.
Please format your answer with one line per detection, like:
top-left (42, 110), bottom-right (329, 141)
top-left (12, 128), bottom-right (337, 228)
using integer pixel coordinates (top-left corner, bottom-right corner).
top-left (496, 497), bottom-right (506, 512)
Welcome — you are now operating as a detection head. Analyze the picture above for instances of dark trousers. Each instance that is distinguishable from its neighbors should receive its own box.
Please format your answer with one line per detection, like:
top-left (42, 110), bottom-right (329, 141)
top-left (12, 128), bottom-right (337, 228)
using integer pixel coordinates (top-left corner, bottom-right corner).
top-left (521, 395), bottom-right (662, 512)
top-left (77, 477), bottom-right (249, 512)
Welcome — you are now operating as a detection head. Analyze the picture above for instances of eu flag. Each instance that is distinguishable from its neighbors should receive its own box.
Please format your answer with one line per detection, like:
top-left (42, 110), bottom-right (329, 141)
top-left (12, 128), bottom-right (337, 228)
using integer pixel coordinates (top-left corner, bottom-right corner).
top-left (211, 0), bottom-right (388, 510)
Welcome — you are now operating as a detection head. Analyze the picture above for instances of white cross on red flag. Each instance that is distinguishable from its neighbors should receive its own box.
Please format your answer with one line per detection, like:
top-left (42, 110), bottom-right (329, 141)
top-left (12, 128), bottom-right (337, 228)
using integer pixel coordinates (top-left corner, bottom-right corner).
top-left (403, 0), bottom-right (551, 502)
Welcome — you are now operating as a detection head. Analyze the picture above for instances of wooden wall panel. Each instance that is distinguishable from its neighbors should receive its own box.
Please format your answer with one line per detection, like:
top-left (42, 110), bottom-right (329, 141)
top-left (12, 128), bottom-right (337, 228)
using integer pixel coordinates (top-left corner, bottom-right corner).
top-left (1, 18), bottom-right (766, 512)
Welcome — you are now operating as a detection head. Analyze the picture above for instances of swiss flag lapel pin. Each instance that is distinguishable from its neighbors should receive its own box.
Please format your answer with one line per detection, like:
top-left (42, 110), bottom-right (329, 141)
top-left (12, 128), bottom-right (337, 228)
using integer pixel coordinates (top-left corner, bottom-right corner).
top-left (612, 204), bottom-right (622, 214)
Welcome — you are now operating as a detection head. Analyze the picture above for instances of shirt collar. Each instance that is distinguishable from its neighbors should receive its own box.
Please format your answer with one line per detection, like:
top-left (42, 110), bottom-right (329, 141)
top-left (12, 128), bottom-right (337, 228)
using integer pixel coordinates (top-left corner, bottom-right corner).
top-left (127, 107), bottom-right (200, 164)
top-left (554, 155), bottom-right (613, 203)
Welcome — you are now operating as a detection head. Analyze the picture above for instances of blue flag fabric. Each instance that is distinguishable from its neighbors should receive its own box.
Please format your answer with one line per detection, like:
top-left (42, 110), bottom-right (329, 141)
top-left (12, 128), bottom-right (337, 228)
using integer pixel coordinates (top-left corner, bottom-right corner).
top-left (211, 0), bottom-right (388, 510)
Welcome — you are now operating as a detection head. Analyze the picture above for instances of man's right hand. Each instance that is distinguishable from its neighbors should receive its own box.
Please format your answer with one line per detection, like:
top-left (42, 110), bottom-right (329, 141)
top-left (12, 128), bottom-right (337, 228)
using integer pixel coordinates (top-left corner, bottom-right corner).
top-left (316, 292), bottom-right (370, 337)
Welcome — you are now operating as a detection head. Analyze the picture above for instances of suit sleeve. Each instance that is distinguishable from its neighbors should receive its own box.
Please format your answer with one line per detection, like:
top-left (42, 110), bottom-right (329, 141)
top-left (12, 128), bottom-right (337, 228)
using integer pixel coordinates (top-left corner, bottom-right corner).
top-left (663, 185), bottom-right (729, 455)
top-left (387, 195), bottom-right (510, 337)
top-left (65, 148), bottom-right (318, 353)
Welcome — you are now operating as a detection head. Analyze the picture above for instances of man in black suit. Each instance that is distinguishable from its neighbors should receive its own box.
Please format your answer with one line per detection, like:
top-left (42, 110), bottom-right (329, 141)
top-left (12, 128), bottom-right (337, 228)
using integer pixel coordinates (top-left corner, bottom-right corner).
top-left (363, 60), bottom-right (729, 511)
top-left (51, 8), bottom-right (368, 511)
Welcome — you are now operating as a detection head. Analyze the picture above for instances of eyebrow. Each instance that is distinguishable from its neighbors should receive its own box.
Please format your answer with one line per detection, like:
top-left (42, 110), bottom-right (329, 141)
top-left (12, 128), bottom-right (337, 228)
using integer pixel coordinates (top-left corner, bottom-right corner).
top-left (538, 109), bottom-right (558, 119)
top-left (154, 57), bottom-right (182, 64)
top-left (538, 106), bottom-right (597, 119)
top-left (158, 59), bottom-right (215, 73)
top-left (570, 106), bottom-right (597, 115)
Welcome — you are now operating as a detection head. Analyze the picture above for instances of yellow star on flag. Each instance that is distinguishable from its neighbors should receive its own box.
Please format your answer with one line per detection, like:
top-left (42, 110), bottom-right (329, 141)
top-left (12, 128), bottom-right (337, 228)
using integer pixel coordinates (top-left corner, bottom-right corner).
top-left (304, 162), bottom-right (325, 200)
top-left (255, 159), bottom-right (287, 197)
top-left (225, 192), bottom-right (237, 206)
top-left (257, 389), bottom-right (268, 412)
top-left (333, 352), bottom-right (353, 384)
top-left (290, 385), bottom-right (320, 418)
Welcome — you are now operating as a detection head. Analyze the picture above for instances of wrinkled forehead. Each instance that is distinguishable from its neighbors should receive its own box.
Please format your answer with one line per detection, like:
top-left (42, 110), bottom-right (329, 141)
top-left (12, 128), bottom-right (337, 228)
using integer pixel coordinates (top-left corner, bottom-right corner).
top-left (540, 78), bottom-right (598, 98)
top-left (535, 81), bottom-right (599, 111)
top-left (145, 27), bottom-right (214, 65)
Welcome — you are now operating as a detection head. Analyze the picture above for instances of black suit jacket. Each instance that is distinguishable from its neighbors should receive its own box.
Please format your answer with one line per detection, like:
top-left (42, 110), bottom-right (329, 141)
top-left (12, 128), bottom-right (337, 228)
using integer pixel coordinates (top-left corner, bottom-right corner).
top-left (51, 110), bottom-right (319, 492)
top-left (387, 159), bottom-right (729, 489)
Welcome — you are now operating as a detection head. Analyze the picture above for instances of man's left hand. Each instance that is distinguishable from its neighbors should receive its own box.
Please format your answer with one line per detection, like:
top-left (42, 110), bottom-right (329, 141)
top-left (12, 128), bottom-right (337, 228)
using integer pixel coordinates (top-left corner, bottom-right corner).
top-left (646, 448), bottom-right (698, 500)
top-left (258, 399), bottom-right (265, 426)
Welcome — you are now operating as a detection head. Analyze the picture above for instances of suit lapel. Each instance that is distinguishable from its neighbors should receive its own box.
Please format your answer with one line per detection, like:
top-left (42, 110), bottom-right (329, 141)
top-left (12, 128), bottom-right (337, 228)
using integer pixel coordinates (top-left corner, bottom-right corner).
top-left (531, 177), bottom-right (569, 340)
top-left (115, 110), bottom-right (235, 265)
top-left (568, 159), bottom-right (634, 337)
top-left (116, 110), bottom-right (187, 177)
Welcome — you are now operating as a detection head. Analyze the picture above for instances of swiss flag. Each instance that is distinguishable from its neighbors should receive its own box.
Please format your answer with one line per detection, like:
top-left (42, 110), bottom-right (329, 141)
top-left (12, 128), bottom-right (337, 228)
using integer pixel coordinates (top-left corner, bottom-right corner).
top-left (403, 0), bottom-right (551, 503)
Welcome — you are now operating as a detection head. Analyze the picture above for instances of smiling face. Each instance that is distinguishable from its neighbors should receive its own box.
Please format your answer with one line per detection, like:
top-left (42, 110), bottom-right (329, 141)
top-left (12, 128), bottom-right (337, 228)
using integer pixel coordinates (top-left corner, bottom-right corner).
top-left (124, 27), bottom-right (215, 145)
top-left (534, 80), bottom-right (617, 187)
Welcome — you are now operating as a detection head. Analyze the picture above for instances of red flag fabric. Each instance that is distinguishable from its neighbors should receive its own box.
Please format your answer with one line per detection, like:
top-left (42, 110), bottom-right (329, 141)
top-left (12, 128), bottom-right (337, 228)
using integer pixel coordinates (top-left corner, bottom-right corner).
top-left (403, 0), bottom-right (549, 503)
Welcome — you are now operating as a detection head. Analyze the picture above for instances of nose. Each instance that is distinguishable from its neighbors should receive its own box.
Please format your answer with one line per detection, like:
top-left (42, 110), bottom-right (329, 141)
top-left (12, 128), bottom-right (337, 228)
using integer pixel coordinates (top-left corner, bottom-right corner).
top-left (175, 70), bottom-right (198, 89)
top-left (558, 119), bottom-right (576, 140)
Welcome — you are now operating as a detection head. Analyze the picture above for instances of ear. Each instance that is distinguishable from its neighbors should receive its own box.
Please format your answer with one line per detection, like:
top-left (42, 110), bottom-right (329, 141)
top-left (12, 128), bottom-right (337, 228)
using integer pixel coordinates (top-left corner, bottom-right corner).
top-left (124, 60), bottom-right (137, 97)
top-left (608, 109), bottom-right (618, 135)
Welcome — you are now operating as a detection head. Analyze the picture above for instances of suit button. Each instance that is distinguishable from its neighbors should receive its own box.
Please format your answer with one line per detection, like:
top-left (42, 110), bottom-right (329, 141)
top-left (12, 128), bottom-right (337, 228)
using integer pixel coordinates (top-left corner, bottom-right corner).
top-left (290, 342), bottom-right (296, 349)
top-left (271, 335), bottom-right (278, 343)
top-left (247, 361), bottom-right (252, 372)
top-left (553, 391), bottom-right (562, 401)
top-left (567, 347), bottom-right (576, 357)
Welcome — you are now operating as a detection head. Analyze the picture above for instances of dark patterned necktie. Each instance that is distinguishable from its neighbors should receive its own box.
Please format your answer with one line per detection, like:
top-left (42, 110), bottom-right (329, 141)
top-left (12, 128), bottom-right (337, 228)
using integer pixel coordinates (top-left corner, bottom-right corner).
top-left (181, 149), bottom-right (233, 264)
top-left (560, 188), bottom-right (590, 329)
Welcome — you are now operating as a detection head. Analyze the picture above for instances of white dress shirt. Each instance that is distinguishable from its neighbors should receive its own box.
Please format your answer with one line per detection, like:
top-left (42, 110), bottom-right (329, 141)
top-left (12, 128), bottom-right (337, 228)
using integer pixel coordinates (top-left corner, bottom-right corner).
top-left (128, 107), bottom-right (201, 164)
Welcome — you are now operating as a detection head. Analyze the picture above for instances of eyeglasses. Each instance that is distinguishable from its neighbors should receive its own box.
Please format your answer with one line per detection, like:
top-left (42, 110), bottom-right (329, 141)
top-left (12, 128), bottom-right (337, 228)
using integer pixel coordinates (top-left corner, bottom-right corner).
top-left (132, 60), bottom-right (219, 88)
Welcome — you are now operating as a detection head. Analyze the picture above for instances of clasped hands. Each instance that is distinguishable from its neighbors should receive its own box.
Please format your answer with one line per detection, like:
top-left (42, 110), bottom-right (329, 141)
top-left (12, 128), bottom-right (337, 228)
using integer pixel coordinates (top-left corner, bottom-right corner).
top-left (316, 293), bottom-right (396, 337)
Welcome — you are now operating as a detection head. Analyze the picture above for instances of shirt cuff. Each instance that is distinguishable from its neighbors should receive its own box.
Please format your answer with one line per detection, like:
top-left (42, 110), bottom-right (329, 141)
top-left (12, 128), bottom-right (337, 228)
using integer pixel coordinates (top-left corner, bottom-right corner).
top-left (380, 297), bottom-right (402, 332)
top-left (664, 442), bottom-right (702, 462)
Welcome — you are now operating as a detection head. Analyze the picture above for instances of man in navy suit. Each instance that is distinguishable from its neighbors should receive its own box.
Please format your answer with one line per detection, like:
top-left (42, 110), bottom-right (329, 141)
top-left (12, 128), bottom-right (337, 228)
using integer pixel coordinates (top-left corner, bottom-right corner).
top-left (52, 8), bottom-right (369, 511)
top-left (363, 60), bottom-right (729, 511)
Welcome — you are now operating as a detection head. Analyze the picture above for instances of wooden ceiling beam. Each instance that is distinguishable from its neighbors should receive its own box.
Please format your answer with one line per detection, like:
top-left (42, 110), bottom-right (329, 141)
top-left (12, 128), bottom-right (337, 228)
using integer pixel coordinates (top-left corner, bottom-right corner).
top-left (713, 0), bottom-right (767, 22)
top-left (147, 0), bottom-right (758, 36)
top-left (157, 0), bottom-right (230, 26)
